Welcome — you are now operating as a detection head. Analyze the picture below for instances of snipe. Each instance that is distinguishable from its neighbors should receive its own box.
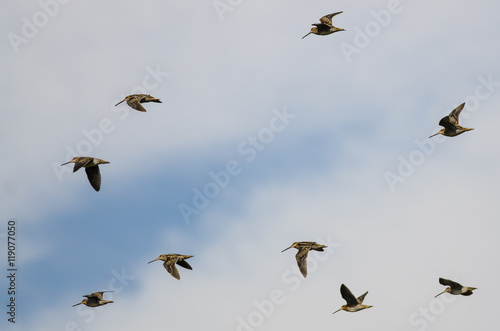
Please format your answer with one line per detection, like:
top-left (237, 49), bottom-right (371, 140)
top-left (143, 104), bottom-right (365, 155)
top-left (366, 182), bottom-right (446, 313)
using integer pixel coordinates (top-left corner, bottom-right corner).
top-left (302, 12), bottom-right (345, 39)
top-left (332, 284), bottom-right (372, 314)
top-left (72, 291), bottom-right (114, 308)
top-left (435, 278), bottom-right (477, 297)
top-left (281, 241), bottom-right (327, 278)
top-left (148, 254), bottom-right (194, 280)
top-left (61, 157), bottom-right (109, 191)
top-left (429, 102), bottom-right (473, 138)
top-left (115, 94), bottom-right (161, 112)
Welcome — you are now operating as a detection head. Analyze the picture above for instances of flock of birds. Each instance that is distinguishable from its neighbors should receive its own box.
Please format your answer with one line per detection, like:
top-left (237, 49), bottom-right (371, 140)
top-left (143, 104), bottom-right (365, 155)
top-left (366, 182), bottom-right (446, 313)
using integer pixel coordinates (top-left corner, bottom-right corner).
top-left (65, 10), bottom-right (477, 321)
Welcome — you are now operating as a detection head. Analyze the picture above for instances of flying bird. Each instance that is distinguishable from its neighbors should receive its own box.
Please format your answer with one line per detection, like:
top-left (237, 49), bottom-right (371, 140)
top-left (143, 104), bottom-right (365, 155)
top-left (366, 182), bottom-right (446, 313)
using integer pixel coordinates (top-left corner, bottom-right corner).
top-left (115, 94), bottom-right (161, 112)
top-left (332, 284), bottom-right (373, 314)
top-left (302, 12), bottom-right (345, 39)
top-left (72, 291), bottom-right (114, 308)
top-left (281, 241), bottom-right (327, 278)
top-left (435, 278), bottom-right (477, 297)
top-left (148, 254), bottom-right (194, 280)
top-left (61, 157), bottom-right (109, 191)
top-left (429, 102), bottom-right (473, 138)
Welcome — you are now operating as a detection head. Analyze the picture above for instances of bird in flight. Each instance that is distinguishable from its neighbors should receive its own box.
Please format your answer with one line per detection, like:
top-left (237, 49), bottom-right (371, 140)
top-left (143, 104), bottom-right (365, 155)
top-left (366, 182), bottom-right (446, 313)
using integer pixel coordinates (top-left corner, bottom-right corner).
top-left (61, 156), bottom-right (109, 191)
top-left (148, 254), bottom-right (194, 280)
top-left (429, 102), bottom-right (473, 138)
top-left (302, 12), bottom-right (345, 39)
top-left (332, 284), bottom-right (373, 314)
top-left (281, 241), bottom-right (327, 278)
top-left (72, 291), bottom-right (114, 308)
top-left (115, 94), bottom-right (161, 112)
top-left (435, 278), bottom-right (477, 297)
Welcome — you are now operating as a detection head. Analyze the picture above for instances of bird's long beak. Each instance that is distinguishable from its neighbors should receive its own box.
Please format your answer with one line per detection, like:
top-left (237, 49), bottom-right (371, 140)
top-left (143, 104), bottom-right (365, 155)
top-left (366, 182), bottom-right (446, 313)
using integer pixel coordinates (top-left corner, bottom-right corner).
top-left (302, 32), bottom-right (312, 39)
top-left (61, 161), bottom-right (72, 166)
top-left (332, 308), bottom-right (342, 315)
top-left (434, 290), bottom-right (446, 298)
top-left (148, 257), bottom-right (160, 264)
top-left (72, 301), bottom-right (83, 307)
top-left (115, 99), bottom-right (125, 106)
top-left (281, 246), bottom-right (292, 253)
top-left (429, 132), bottom-right (440, 138)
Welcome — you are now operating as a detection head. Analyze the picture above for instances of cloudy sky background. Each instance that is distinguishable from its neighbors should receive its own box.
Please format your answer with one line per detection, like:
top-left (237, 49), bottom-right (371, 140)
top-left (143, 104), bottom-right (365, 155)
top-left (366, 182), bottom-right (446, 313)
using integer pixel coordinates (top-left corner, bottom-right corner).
top-left (1, 0), bottom-right (500, 330)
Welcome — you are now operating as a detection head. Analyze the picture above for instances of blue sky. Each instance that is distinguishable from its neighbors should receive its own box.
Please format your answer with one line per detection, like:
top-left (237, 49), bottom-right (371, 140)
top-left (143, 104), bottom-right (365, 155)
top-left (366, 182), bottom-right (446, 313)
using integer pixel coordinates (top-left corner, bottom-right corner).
top-left (2, 0), bottom-right (500, 330)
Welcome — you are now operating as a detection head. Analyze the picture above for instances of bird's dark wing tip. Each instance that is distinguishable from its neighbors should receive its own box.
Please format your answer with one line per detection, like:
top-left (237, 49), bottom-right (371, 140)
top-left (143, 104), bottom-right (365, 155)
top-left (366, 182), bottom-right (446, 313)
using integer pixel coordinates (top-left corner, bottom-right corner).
top-left (177, 260), bottom-right (192, 270)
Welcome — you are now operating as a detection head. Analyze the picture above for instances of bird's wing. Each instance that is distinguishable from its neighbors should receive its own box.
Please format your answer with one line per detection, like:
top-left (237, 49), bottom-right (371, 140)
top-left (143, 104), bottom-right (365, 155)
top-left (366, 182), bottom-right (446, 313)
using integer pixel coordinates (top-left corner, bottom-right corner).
top-left (83, 292), bottom-right (101, 306)
top-left (357, 291), bottom-right (369, 304)
top-left (164, 259), bottom-right (181, 280)
top-left (340, 284), bottom-right (358, 306)
top-left (438, 116), bottom-right (457, 133)
top-left (89, 292), bottom-right (104, 300)
top-left (176, 259), bottom-right (193, 270)
top-left (295, 248), bottom-right (309, 278)
top-left (319, 11), bottom-right (343, 25)
top-left (73, 157), bottom-right (92, 172)
top-left (127, 98), bottom-right (147, 112)
top-left (448, 103), bottom-right (465, 126)
top-left (138, 95), bottom-right (154, 102)
top-left (312, 23), bottom-right (329, 28)
top-left (85, 296), bottom-right (98, 305)
top-left (312, 244), bottom-right (326, 252)
top-left (85, 166), bottom-right (101, 192)
top-left (90, 291), bottom-right (113, 299)
top-left (439, 278), bottom-right (463, 290)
